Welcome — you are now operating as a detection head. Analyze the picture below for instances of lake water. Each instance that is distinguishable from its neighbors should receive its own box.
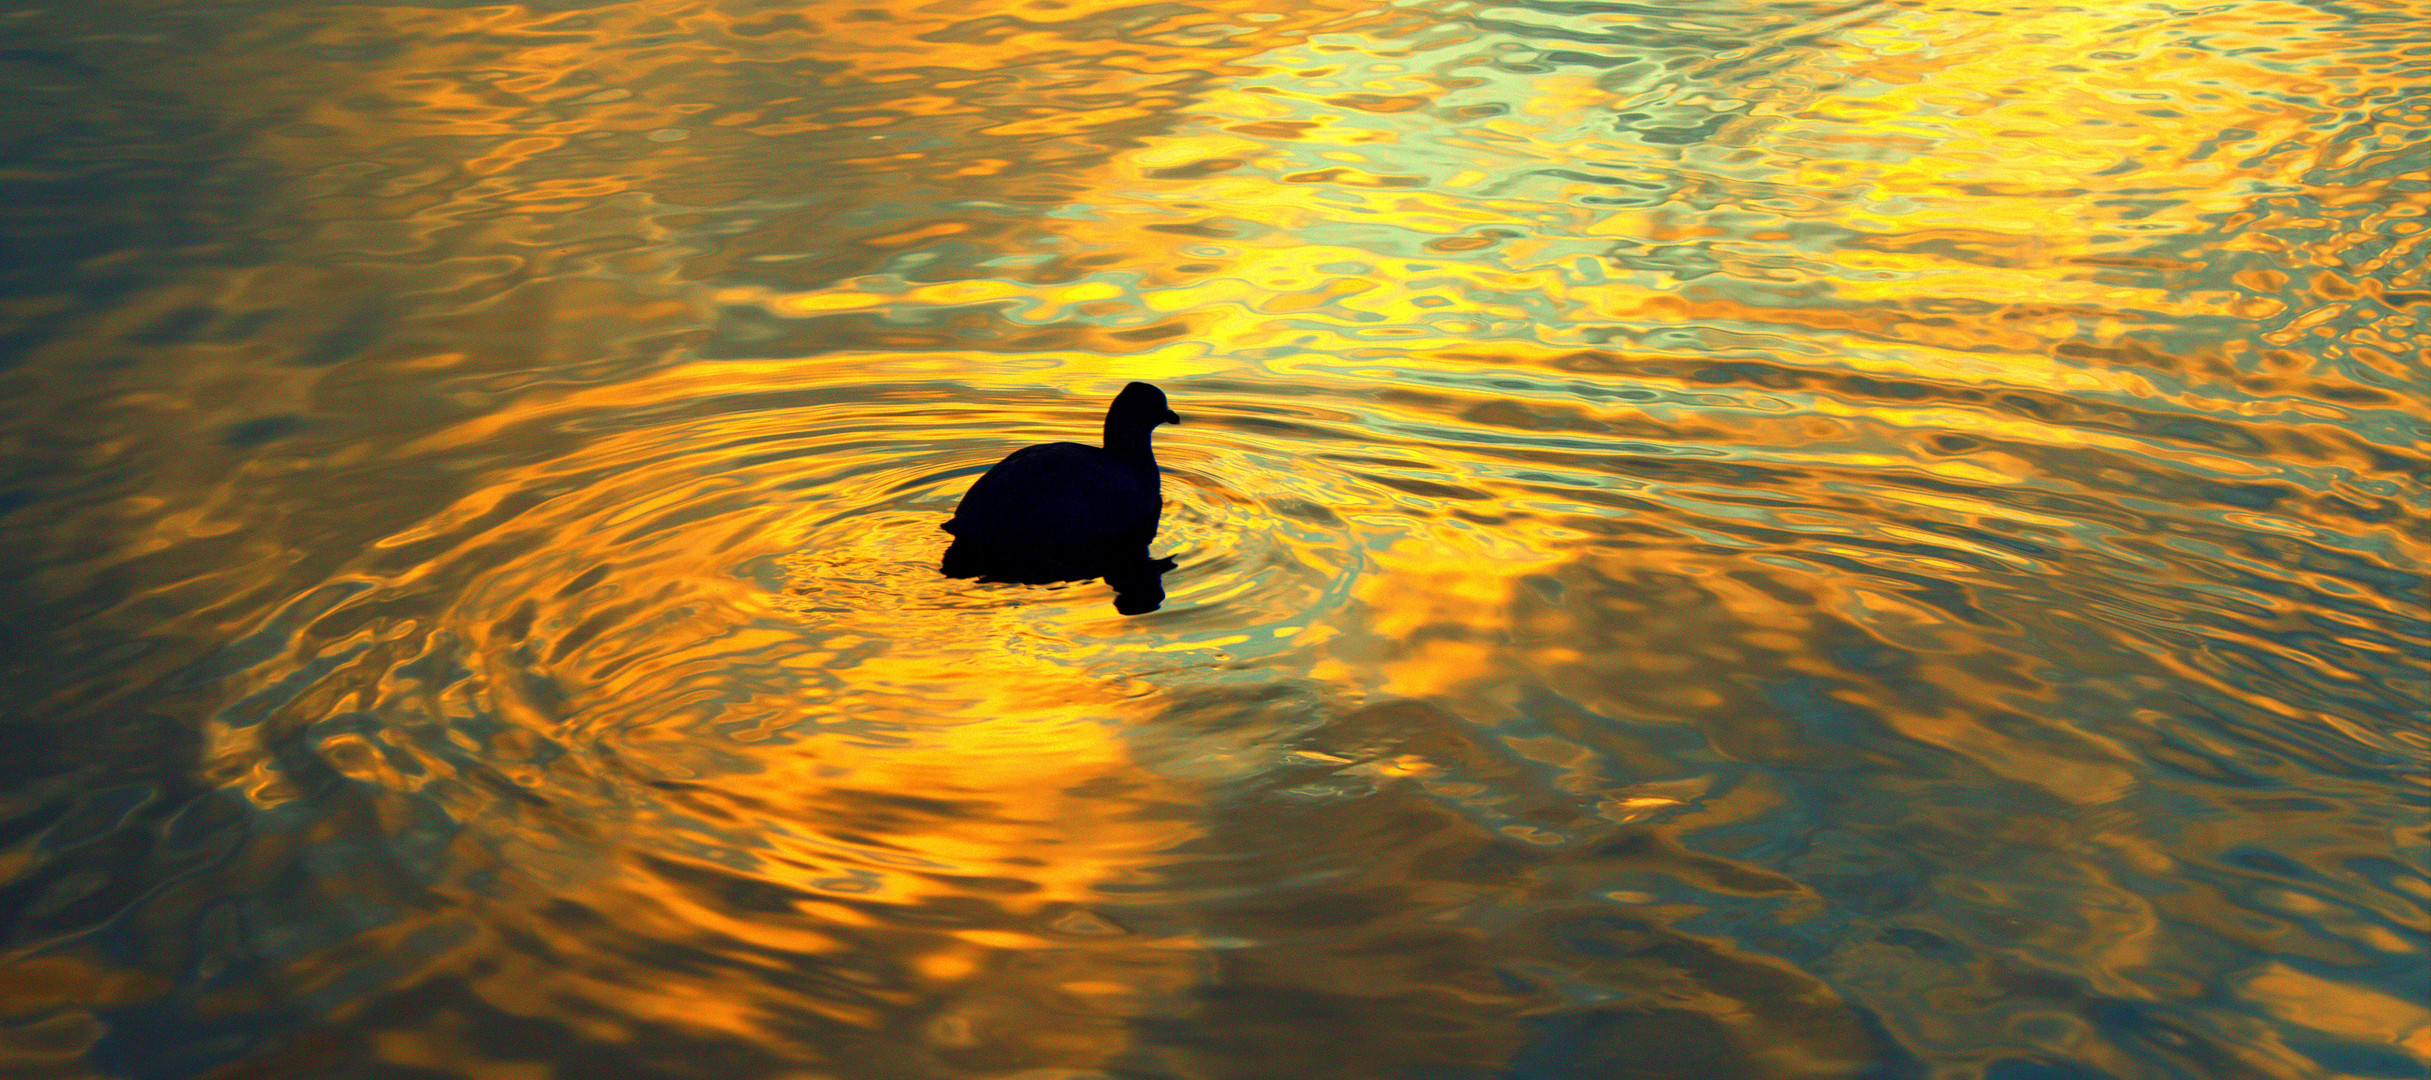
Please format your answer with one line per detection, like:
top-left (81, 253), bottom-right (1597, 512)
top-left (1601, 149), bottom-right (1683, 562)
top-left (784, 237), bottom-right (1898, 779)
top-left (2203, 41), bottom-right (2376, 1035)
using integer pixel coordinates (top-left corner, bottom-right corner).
top-left (0, 1), bottom-right (2424, 1077)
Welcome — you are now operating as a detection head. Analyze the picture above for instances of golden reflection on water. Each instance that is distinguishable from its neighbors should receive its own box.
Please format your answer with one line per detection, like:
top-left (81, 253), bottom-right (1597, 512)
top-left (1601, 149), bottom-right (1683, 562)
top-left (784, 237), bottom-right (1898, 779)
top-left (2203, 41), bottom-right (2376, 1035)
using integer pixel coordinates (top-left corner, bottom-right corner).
top-left (0, 0), bottom-right (2424, 1076)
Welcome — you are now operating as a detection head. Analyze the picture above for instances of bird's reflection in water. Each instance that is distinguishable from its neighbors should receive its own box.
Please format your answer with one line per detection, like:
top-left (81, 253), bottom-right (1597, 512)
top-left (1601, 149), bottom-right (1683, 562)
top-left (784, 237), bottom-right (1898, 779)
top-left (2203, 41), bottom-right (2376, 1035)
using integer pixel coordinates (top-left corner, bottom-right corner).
top-left (941, 540), bottom-right (1177, 615)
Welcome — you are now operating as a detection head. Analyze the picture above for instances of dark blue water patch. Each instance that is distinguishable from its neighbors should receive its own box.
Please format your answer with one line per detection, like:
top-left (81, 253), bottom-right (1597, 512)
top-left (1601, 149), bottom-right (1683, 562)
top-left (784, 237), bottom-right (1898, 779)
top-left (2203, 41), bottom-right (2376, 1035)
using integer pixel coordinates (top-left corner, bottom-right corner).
top-left (1785, 829), bottom-right (1930, 919)
top-left (292, 299), bottom-right (392, 367)
top-left (1875, 925), bottom-right (1959, 956)
top-left (1499, 1007), bottom-right (1738, 1080)
top-left (1986, 1058), bottom-right (2120, 1080)
top-left (1761, 675), bottom-right (1878, 745)
top-left (2287, 1037), bottom-right (2431, 1079)
top-left (38, 782), bottom-right (162, 852)
top-left (2086, 998), bottom-right (2288, 1080)
top-left (2223, 845), bottom-right (2309, 882)
top-left (130, 304), bottom-right (218, 346)
top-left (222, 414), bottom-right (306, 448)
top-left (0, 783), bottom-right (185, 949)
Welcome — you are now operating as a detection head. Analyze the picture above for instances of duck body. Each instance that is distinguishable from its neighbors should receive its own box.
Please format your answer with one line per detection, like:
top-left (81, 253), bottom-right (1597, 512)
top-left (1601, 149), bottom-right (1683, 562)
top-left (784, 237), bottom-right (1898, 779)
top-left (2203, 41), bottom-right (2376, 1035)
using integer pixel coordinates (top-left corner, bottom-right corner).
top-left (942, 440), bottom-right (1160, 553)
top-left (940, 382), bottom-right (1180, 599)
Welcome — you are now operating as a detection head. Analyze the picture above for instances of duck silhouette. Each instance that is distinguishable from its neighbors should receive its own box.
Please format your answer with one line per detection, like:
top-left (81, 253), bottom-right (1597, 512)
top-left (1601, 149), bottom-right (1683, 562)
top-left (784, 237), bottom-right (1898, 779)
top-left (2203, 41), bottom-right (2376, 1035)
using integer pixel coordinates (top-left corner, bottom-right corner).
top-left (941, 382), bottom-right (1180, 613)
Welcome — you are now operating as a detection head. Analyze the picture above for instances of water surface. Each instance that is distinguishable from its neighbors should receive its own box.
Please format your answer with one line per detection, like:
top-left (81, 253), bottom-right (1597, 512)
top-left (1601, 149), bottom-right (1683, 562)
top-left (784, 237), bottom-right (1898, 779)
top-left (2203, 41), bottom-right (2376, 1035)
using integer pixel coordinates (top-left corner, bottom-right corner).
top-left (0, 0), bottom-right (2424, 1078)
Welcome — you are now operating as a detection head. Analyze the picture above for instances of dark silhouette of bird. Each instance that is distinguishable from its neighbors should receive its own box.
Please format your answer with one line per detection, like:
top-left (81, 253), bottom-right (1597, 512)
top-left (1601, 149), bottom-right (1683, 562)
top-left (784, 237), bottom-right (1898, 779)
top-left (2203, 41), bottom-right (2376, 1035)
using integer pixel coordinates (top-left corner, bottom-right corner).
top-left (941, 382), bottom-right (1180, 613)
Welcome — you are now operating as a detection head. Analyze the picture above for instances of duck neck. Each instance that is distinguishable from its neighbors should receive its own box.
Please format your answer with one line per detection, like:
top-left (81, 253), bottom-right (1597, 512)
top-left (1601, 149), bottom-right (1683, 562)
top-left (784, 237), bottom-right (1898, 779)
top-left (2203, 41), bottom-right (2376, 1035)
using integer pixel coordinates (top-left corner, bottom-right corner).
top-left (1104, 415), bottom-right (1156, 463)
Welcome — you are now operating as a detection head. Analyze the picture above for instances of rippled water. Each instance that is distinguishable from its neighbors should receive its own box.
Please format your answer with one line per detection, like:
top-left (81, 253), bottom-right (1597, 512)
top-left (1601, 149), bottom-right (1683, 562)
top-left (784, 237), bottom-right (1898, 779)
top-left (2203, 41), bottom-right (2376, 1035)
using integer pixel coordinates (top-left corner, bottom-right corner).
top-left (2, 0), bottom-right (2425, 1077)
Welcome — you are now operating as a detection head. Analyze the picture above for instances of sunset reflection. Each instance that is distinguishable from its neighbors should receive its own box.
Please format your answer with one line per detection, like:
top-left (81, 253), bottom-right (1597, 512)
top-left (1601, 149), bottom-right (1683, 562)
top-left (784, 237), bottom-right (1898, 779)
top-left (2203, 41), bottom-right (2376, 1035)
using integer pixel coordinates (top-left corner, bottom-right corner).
top-left (0, 0), bottom-right (2421, 1077)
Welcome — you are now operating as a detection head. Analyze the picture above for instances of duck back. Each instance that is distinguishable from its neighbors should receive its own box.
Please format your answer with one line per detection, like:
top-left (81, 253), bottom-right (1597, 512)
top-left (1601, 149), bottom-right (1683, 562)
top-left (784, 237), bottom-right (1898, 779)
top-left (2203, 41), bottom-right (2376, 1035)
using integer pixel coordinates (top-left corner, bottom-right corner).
top-left (943, 441), bottom-right (1160, 551)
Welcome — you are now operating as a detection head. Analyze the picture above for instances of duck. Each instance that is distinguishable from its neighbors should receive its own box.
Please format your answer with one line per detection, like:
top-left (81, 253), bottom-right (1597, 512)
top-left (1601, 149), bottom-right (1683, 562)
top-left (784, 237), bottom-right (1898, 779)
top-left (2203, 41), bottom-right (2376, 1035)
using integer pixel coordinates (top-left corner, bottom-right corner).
top-left (940, 382), bottom-right (1180, 590)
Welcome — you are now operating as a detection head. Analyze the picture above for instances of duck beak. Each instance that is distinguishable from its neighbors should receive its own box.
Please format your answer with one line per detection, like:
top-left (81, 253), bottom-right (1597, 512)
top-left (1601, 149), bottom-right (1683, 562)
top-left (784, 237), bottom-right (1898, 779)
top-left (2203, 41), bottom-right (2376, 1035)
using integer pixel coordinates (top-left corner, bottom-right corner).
top-left (1165, 410), bottom-right (1181, 425)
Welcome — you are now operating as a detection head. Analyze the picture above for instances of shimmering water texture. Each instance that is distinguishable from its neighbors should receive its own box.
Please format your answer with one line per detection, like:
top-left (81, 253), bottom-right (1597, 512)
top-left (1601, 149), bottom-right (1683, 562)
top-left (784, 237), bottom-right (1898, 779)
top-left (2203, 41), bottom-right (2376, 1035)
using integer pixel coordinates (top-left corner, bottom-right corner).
top-left (1, 0), bottom-right (2425, 1077)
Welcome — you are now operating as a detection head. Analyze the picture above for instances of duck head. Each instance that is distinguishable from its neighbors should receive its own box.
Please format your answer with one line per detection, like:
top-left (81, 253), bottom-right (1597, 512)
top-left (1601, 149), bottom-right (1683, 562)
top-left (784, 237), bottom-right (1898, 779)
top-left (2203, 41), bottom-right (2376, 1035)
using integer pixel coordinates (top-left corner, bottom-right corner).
top-left (1104, 381), bottom-right (1179, 455)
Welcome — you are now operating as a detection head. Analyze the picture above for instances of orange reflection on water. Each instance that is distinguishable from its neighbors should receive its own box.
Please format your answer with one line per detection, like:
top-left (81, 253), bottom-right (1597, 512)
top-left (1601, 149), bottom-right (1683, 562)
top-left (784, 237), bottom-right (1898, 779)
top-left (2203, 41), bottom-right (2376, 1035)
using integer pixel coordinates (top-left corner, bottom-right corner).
top-left (142, 343), bottom-right (1228, 1073)
top-left (8, 0), bottom-right (2422, 1076)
